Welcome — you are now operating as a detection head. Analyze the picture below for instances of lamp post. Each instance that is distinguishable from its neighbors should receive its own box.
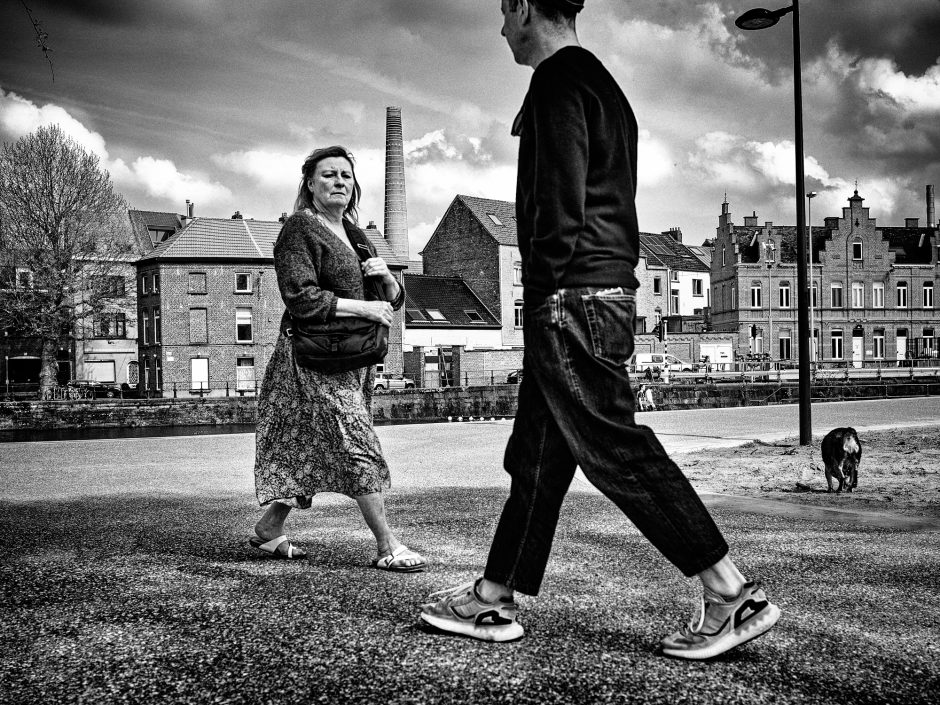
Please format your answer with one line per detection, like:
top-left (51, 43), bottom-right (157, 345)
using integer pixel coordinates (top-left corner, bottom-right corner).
top-left (736, 0), bottom-right (811, 445)
top-left (807, 191), bottom-right (817, 362)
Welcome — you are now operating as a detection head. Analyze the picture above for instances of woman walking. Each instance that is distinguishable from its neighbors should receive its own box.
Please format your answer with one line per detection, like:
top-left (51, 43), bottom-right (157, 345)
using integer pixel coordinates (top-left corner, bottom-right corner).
top-left (251, 145), bottom-right (426, 572)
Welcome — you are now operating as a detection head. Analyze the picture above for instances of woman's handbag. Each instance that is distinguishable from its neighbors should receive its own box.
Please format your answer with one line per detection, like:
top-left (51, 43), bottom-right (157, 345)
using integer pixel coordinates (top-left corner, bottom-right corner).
top-left (286, 227), bottom-right (390, 374)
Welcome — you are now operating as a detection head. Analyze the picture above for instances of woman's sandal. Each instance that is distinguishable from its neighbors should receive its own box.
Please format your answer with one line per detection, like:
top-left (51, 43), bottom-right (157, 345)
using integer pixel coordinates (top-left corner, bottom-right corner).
top-left (249, 534), bottom-right (307, 560)
top-left (372, 545), bottom-right (427, 573)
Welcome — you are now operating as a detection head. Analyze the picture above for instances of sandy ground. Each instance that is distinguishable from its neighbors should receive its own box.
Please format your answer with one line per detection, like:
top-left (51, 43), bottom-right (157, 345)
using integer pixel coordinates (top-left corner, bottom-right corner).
top-left (675, 426), bottom-right (940, 519)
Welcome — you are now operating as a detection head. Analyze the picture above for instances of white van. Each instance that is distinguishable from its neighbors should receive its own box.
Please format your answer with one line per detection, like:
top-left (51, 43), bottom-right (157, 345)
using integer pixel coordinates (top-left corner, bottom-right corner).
top-left (632, 353), bottom-right (693, 373)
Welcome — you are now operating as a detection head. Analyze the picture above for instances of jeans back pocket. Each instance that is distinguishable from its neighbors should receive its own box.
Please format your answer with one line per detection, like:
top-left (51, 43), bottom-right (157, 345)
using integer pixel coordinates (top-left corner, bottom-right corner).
top-left (581, 291), bottom-right (636, 366)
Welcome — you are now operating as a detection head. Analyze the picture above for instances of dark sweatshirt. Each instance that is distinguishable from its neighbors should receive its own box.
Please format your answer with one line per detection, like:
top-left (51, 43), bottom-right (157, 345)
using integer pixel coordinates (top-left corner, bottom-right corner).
top-left (514, 46), bottom-right (641, 305)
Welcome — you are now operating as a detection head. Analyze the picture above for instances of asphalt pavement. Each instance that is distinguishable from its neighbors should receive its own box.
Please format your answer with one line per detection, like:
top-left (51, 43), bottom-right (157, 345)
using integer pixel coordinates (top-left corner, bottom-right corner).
top-left (1, 398), bottom-right (938, 704)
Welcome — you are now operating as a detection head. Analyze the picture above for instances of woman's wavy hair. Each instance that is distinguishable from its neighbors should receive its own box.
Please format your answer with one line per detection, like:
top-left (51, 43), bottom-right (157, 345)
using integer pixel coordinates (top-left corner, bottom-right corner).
top-left (294, 145), bottom-right (361, 223)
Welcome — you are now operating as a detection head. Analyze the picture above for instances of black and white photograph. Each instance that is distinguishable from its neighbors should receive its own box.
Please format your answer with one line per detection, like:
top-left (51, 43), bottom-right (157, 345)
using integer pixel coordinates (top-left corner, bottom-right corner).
top-left (1, 1), bottom-right (938, 703)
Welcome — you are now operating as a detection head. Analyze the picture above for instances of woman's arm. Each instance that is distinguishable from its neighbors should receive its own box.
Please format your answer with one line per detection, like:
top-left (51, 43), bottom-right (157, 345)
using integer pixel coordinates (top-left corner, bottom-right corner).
top-left (274, 216), bottom-right (337, 322)
top-left (334, 298), bottom-right (393, 327)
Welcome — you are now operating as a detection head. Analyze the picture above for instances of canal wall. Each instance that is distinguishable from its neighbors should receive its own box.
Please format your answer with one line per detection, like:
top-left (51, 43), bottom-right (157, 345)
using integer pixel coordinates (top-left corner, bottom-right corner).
top-left (1, 379), bottom-right (939, 433)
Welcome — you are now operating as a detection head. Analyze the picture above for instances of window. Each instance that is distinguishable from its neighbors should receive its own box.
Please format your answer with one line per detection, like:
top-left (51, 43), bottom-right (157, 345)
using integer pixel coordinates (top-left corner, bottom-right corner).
top-left (141, 274), bottom-right (149, 294)
top-left (924, 282), bottom-right (934, 309)
top-left (924, 328), bottom-right (936, 358)
top-left (811, 282), bottom-right (818, 308)
top-left (653, 277), bottom-right (662, 295)
top-left (191, 358), bottom-right (209, 391)
top-left (514, 300), bottom-right (524, 328)
top-left (464, 310), bottom-right (484, 322)
top-left (405, 308), bottom-right (426, 322)
top-left (750, 283), bottom-right (762, 308)
top-left (155, 357), bottom-right (163, 390)
top-left (127, 361), bottom-right (139, 386)
top-left (831, 283), bottom-right (843, 308)
top-left (189, 272), bottom-right (207, 294)
top-left (189, 308), bottom-right (208, 344)
top-left (851, 282), bottom-right (864, 309)
top-left (236, 357), bottom-right (255, 391)
top-left (92, 313), bottom-right (126, 338)
top-left (831, 330), bottom-right (844, 359)
top-left (512, 262), bottom-right (522, 285)
top-left (779, 331), bottom-right (792, 360)
top-left (731, 285), bottom-right (736, 309)
top-left (487, 213), bottom-right (503, 226)
top-left (152, 273), bottom-right (160, 294)
top-left (722, 246), bottom-right (726, 266)
top-left (425, 309), bottom-right (447, 321)
top-left (671, 289), bottom-right (679, 313)
top-left (897, 282), bottom-right (908, 308)
top-left (235, 272), bottom-right (252, 293)
top-left (154, 307), bottom-right (161, 344)
top-left (671, 271), bottom-right (679, 281)
top-left (852, 241), bottom-right (863, 260)
top-left (873, 330), bottom-right (885, 360)
top-left (873, 282), bottom-right (884, 308)
top-left (764, 240), bottom-right (776, 263)
top-left (235, 308), bottom-right (253, 343)
top-left (142, 309), bottom-right (151, 345)
top-left (692, 279), bottom-right (703, 297)
top-left (779, 282), bottom-right (791, 308)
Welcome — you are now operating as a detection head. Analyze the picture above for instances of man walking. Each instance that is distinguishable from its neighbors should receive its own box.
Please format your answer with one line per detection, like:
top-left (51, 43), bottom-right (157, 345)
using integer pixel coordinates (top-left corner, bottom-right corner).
top-left (420, 0), bottom-right (780, 659)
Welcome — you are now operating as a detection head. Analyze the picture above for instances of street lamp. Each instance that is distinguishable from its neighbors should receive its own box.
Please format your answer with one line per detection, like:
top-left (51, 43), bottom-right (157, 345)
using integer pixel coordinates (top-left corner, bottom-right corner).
top-left (807, 191), bottom-right (817, 363)
top-left (735, 1), bottom-right (811, 445)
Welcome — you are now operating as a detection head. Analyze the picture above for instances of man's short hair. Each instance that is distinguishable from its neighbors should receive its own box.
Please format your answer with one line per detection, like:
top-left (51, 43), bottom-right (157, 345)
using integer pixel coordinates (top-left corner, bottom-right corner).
top-left (513, 0), bottom-right (584, 24)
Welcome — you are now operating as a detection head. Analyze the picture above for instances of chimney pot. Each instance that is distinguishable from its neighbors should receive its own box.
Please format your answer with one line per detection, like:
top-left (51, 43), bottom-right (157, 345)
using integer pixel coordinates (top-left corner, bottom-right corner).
top-left (231, 210), bottom-right (243, 220)
top-left (278, 212), bottom-right (288, 223)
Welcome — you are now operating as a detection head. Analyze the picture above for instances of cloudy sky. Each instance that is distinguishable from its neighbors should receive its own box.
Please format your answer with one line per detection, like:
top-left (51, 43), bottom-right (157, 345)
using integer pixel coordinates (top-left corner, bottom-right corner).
top-left (2, 0), bottom-right (939, 254)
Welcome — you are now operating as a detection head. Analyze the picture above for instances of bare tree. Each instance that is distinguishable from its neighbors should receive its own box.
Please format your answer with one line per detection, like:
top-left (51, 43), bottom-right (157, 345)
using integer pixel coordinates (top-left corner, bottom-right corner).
top-left (0, 125), bottom-right (135, 393)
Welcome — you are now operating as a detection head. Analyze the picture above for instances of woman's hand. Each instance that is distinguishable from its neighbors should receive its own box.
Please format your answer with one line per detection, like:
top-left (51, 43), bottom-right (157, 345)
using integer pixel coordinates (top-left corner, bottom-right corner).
top-left (361, 257), bottom-right (395, 285)
top-left (355, 300), bottom-right (394, 326)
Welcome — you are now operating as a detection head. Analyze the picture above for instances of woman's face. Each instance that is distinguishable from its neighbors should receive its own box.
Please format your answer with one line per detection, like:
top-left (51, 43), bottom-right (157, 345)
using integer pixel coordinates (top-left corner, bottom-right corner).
top-left (308, 156), bottom-right (355, 214)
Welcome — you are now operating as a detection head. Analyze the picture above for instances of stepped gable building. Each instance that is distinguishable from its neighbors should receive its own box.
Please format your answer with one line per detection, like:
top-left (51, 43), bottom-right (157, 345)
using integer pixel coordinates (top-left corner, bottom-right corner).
top-left (710, 188), bottom-right (939, 365)
top-left (135, 214), bottom-right (407, 396)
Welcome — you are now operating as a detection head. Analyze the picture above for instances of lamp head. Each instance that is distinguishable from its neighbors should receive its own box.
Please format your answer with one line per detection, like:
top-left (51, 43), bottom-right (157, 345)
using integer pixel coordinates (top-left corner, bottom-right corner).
top-left (735, 6), bottom-right (794, 30)
top-left (807, 191), bottom-right (817, 199)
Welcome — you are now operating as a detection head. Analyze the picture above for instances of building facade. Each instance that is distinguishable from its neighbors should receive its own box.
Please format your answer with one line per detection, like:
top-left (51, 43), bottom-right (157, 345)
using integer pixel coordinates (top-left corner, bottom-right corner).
top-left (136, 215), bottom-right (407, 397)
top-left (710, 189), bottom-right (940, 366)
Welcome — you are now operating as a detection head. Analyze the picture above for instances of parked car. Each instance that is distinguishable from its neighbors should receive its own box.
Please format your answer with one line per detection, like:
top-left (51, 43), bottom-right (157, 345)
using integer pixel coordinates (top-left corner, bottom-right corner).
top-left (373, 373), bottom-right (415, 391)
top-left (66, 379), bottom-right (123, 398)
top-left (632, 353), bottom-right (693, 373)
top-left (506, 369), bottom-right (524, 384)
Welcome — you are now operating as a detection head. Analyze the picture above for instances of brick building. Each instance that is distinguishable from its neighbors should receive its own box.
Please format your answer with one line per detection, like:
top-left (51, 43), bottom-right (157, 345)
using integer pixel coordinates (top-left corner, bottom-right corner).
top-left (710, 188), bottom-right (940, 366)
top-left (136, 215), bottom-right (407, 397)
top-left (421, 194), bottom-right (712, 344)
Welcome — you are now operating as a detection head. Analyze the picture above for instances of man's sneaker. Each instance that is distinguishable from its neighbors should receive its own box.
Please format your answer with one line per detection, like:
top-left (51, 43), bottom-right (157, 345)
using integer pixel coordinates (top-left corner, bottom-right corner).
top-left (419, 579), bottom-right (524, 642)
top-left (660, 581), bottom-right (780, 660)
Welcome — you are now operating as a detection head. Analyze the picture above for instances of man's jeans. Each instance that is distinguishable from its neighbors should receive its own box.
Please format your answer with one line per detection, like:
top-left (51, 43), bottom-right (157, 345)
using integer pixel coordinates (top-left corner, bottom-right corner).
top-left (484, 287), bottom-right (729, 595)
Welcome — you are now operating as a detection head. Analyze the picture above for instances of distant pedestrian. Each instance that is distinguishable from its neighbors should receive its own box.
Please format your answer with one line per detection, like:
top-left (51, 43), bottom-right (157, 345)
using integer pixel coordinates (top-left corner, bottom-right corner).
top-left (420, 0), bottom-right (778, 658)
top-left (252, 145), bottom-right (426, 572)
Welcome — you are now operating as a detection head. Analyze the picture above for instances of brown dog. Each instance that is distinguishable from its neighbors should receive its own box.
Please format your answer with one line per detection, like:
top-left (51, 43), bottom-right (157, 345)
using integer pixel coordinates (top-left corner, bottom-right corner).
top-left (821, 427), bottom-right (862, 493)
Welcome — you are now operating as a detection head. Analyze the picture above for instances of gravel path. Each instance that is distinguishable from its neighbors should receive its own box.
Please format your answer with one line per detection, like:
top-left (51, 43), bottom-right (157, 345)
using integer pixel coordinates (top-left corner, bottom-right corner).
top-left (1, 412), bottom-right (938, 704)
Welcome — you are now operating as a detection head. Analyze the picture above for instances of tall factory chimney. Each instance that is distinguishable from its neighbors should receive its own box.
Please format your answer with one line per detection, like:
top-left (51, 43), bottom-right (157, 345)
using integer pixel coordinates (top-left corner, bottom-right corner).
top-left (927, 185), bottom-right (936, 228)
top-left (384, 106), bottom-right (409, 259)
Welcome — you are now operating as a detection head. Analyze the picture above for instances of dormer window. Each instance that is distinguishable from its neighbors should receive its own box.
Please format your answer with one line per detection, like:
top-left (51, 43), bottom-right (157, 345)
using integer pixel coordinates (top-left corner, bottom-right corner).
top-left (426, 309), bottom-right (447, 321)
top-left (487, 213), bottom-right (503, 226)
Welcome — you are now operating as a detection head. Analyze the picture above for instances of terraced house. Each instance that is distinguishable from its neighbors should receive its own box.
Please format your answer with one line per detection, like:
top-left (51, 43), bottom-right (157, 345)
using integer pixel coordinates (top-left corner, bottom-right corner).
top-left (710, 187), bottom-right (940, 366)
top-left (135, 214), bottom-right (407, 397)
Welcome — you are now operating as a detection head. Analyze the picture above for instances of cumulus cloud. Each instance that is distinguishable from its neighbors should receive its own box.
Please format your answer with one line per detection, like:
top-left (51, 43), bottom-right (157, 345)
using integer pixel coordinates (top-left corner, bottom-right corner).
top-left (638, 130), bottom-right (674, 187)
top-left (0, 88), bottom-right (232, 208)
top-left (0, 89), bottom-right (108, 160)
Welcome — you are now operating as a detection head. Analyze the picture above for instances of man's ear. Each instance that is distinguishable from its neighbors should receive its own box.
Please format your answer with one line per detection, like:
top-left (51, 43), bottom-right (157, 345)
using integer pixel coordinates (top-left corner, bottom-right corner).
top-left (518, 0), bottom-right (532, 24)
